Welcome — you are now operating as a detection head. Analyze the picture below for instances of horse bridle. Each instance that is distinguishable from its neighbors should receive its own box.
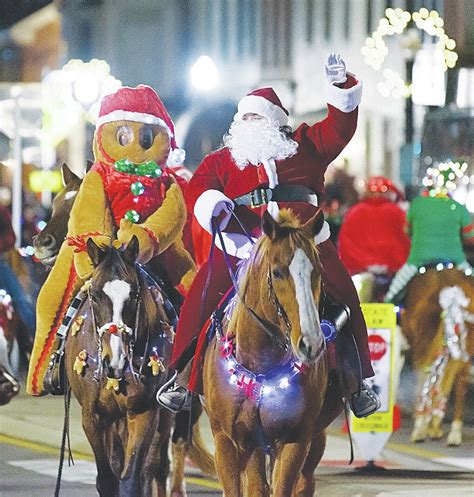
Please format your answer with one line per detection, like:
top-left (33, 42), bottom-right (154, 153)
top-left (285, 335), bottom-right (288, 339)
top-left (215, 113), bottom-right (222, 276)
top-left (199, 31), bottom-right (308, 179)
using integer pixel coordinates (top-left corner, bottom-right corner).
top-left (87, 284), bottom-right (142, 381)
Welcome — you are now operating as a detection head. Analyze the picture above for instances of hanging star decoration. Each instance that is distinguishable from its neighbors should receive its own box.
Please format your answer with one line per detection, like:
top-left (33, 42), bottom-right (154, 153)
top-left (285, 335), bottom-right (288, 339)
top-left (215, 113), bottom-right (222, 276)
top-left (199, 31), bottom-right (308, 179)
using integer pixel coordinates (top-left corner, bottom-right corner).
top-left (73, 349), bottom-right (88, 375)
top-left (148, 352), bottom-right (166, 376)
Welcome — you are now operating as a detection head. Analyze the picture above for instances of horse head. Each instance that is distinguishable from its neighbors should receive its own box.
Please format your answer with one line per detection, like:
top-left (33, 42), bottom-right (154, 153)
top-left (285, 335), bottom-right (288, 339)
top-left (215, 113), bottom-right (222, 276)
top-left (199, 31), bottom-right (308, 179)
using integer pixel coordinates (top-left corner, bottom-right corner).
top-left (235, 209), bottom-right (325, 365)
top-left (86, 236), bottom-right (159, 381)
top-left (33, 163), bottom-right (87, 266)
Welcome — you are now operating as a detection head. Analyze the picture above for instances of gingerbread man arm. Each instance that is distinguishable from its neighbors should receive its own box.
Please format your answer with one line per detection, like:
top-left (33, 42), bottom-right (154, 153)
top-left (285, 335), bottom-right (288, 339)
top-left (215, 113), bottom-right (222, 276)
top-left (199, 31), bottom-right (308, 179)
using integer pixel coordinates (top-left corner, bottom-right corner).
top-left (67, 169), bottom-right (114, 278)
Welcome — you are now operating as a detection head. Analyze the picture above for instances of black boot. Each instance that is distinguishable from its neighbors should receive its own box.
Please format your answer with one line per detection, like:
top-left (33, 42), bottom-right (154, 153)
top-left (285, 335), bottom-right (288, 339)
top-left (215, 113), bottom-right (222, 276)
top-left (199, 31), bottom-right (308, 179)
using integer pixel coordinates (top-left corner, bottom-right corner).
top-left (350, 381), bottom-right (381, 418)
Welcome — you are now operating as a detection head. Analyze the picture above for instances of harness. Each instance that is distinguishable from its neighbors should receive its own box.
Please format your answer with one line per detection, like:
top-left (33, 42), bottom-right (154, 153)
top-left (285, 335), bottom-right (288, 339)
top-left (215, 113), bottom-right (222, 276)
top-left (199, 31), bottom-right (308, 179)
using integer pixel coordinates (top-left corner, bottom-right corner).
top-left (233, 184), bottom-right (318, 208)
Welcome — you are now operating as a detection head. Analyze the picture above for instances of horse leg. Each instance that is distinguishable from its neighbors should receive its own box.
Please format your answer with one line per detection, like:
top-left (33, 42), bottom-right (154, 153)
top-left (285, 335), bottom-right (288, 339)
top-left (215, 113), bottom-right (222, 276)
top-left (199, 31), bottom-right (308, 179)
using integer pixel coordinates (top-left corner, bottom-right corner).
top-left (213, 429), bottom-right (242, 497)
top-left (118, 410), bottom-right (162, 497)
top-left (272, 442), bottom-right (310, 497)
top-left (447, 361), bottom-right (469, 446)
top-left (82, 412), bottom-right (118, 497)
top-left (241, 448), bottom-right (269, 497)
top-left (293, 430), bottom-right (327, 497)
top-left (170, 438), bottom-right (187, 497)
top-left (411, 369), bottom-right (431, 443)
top-left (156, 410), bottom-right (172, 497)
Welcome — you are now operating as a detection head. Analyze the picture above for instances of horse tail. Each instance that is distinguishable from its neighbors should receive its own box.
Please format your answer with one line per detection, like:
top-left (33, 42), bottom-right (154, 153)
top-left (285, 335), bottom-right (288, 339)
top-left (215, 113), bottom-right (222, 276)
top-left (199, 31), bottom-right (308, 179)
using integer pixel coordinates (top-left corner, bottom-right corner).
top-left (188, 419), bottom-right (216, 477)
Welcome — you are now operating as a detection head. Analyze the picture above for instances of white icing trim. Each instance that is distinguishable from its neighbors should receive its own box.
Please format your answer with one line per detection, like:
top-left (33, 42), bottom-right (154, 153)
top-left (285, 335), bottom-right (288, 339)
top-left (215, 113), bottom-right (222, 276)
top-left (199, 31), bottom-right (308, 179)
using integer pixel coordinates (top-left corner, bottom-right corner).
top-left (96, 110), bottom-right (173, 135)
top-left (234, 95), bottom-right (288, 126)
top-left (215, 232), bottom-right (256, 259)
top-left (194, 189), bottom-right (234, 233)
top-left (314, 220), bottom-right (331, 245)
top-left (325, 72), bottom-right (362, 113)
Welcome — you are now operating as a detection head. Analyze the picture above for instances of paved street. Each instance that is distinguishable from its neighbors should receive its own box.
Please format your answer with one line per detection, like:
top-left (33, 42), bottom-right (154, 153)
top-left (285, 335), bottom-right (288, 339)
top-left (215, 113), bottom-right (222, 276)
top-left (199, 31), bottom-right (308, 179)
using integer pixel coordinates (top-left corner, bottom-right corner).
top-left (0, 388), bottom-right (472, 496)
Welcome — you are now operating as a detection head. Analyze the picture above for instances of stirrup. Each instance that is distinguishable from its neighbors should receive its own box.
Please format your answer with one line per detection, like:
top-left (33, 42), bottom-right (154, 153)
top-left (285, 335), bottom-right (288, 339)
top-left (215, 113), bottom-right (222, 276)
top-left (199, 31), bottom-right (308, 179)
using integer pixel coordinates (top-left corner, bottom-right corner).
top-left (350, 381), bottom-right (381, 418)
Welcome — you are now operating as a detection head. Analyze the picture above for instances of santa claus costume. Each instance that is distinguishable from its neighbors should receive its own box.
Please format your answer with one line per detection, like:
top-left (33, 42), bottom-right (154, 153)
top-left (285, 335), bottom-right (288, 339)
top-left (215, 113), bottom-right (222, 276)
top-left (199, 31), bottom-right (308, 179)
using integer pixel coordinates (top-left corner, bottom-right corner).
top-left (338, 176), bottom-right (411, 276)
top-left (166, 56), bottom-right (376, 411)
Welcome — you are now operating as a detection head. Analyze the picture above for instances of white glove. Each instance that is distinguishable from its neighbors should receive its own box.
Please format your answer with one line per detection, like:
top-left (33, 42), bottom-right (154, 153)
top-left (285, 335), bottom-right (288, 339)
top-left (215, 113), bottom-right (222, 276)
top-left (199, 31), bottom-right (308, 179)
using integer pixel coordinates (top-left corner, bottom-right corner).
top-left (212, 199), bottom-right (234, 230)
top-left (325, 53), bottom-right (347, 85)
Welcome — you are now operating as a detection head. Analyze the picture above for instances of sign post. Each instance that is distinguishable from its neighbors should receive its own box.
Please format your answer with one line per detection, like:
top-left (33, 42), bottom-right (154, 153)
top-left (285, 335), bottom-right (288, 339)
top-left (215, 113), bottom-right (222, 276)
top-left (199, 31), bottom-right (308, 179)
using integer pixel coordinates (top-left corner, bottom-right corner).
top-left (351, 303), bottom-right (397, 464)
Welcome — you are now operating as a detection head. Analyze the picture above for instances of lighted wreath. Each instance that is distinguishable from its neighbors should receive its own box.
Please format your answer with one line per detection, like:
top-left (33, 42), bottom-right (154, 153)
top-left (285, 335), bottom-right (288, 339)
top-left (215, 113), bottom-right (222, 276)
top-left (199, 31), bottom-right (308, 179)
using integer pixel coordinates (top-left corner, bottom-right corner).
top-left (361, 8), bottom-right (458, 98)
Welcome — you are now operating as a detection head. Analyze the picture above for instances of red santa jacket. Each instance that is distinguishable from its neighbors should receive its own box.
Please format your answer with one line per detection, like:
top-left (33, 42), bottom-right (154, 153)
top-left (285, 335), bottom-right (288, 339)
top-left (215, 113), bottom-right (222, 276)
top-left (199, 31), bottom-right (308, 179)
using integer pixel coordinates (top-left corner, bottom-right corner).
top-left (338, 195), bottom-right (411, 275)
top-left (186, 103), bottom-right (358, 257)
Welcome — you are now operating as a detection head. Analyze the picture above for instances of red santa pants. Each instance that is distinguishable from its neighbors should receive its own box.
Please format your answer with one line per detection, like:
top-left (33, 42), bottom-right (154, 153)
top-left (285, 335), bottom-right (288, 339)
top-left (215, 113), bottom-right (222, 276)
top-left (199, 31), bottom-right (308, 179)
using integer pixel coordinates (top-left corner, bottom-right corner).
top-left (169, 239), bottom-right (374, 393)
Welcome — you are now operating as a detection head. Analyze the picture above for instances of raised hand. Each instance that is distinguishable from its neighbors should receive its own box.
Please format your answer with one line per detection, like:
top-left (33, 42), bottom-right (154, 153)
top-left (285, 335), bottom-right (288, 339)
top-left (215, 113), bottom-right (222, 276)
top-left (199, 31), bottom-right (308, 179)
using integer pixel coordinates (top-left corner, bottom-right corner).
top-left (325, 53), bottom-right (347, 85)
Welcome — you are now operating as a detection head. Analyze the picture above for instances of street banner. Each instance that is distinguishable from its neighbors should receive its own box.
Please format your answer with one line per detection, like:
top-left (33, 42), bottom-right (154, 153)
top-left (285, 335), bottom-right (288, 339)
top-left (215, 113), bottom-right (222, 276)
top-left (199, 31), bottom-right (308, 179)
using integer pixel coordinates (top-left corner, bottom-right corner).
top-left (351, 303), bottom-right (397, 461)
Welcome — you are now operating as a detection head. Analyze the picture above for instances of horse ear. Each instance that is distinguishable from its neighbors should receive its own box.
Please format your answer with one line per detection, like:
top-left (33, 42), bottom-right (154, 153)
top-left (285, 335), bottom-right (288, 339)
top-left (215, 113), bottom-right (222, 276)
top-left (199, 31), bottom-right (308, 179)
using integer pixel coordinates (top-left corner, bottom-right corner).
top-left (86, 160), bottom-right (93, 173)
top-left (123, 235), bottom-right (140, 263)
top-left (87, 237), bottom-right (106, 267)
top-left (61, 163), bottom-right (79, 186)
top-left (302, 210), bottom-right (325, 239)
top-left (262, 210), bottom-right (281, 240)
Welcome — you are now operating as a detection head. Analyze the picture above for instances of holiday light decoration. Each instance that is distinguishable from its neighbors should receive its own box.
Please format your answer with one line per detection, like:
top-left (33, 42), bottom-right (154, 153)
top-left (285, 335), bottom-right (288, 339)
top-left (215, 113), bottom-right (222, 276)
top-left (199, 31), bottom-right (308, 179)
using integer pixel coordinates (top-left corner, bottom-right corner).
top-left (361, 8), bottom-right (458, 98)
top-left (422, 161), bottom-right (469, 196)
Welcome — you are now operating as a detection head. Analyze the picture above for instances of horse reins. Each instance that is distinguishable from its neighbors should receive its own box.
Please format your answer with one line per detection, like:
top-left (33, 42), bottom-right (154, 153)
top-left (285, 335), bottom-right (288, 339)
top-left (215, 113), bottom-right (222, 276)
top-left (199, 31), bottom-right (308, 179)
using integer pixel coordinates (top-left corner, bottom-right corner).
top-left (211, 218), bottom-right (291, 351)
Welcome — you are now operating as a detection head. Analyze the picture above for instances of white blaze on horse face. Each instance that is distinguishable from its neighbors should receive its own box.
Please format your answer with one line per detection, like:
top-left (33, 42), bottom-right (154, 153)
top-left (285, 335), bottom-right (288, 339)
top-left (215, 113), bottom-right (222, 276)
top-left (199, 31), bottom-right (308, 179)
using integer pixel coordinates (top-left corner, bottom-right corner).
top-left (64, 190), bottom-right (78, 200)
top-left (103, 280), bottom-right (131, 369)
top-left (289, 248), bottom-right (324, 355)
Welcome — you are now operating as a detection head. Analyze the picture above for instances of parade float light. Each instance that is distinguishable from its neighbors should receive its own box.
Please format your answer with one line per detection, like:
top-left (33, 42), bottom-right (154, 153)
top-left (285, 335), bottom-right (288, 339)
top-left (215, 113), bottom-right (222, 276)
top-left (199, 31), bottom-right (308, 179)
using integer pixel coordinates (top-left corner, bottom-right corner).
top-left (361, 8), bottom-right (458, 99)
top-left (190, 55), bottom-right (219, 91)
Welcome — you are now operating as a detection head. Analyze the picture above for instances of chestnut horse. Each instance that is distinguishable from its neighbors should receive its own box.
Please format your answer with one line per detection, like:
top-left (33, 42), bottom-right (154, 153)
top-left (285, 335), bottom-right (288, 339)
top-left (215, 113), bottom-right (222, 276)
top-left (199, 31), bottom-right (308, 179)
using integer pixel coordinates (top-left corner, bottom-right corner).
top-left (401, 268), bottom-right (474, 446)
top-left (203, 210), bottom-right (339, 497)
top-left (35, 163), bottom-right (214, 495)
top-left (0, 290), bottom-right (20, 405)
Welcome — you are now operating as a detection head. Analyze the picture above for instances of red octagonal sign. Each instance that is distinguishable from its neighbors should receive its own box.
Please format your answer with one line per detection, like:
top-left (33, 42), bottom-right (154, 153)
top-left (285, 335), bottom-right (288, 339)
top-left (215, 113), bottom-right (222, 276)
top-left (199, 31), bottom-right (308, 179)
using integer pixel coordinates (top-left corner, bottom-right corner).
top-left (368, 334), bottom-right (387, 361)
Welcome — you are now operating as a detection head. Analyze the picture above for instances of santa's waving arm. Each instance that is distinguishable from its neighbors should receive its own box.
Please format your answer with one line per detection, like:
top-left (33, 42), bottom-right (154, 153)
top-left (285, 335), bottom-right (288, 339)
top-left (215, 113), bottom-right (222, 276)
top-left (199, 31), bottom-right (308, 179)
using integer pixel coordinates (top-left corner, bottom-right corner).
top-left (305, 53), bottom-right (362, 166)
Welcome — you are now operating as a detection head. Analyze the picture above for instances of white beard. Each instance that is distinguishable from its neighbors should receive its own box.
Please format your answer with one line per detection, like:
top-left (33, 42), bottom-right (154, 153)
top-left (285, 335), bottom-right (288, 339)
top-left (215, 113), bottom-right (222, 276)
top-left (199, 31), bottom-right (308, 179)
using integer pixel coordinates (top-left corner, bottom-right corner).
top-left (224, 119), bottom-right (298, 170)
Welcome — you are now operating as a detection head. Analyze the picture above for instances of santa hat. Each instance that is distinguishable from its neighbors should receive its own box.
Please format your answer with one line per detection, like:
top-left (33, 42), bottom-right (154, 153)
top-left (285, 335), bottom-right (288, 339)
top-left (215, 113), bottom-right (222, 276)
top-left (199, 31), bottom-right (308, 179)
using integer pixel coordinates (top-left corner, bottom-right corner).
top-left (96, 85), bottom-right (185, 165)
top-left (234, 87), bottom-right (289, 126)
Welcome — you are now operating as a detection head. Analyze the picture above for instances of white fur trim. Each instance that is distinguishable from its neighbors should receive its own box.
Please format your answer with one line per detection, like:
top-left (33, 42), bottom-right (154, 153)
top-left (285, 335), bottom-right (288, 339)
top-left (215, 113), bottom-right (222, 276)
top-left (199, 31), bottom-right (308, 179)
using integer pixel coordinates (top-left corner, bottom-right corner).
top-left (262, 158), bottom-right (279, 188)
top-left (194, 190), bottom-right (234, 233)
top-left (96, 110), bottom-right (173, 136)
top-left (234, 95), bottom-right (289, 126)
top-left (314, 220), bottom-right (331, 245)
top-left (215, 232), bottom-right (256, 259)
top-left (166, 148), bottom-right (186, 166)
top-left (325, 72), bottom-right (362, 113)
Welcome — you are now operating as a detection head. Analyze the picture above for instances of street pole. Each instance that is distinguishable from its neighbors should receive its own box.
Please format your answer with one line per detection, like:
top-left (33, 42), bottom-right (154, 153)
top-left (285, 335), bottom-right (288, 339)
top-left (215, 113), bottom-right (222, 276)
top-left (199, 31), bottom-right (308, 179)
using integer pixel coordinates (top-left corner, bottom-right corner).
top-left (11, 86), bottom-right (22, 248)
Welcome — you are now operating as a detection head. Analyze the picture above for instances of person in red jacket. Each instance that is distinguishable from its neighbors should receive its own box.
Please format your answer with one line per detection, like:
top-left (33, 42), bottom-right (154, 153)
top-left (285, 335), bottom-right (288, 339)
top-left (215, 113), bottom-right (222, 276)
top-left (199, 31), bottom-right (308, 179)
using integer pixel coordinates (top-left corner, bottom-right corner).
top-left (338, 176), bottom-right (410, 276)
top-left (158, 54), bottom-right (380, 418)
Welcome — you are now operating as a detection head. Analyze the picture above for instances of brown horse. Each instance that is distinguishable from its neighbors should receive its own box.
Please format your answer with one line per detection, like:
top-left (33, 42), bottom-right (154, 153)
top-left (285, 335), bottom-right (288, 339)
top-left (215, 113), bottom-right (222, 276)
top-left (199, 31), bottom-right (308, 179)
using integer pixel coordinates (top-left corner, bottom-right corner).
top-left (401, 268), bottom-right (474, 446)
top-left (33, 163), bottom-right (87, 266)
top-left (65, 237), bottom-right (175, 496)
top-left (0, 290), bottom-right (21, 405)
top-left (34, 163), bottom-right (214, 495)
top-left (203, 210), bottom-right (340, 497)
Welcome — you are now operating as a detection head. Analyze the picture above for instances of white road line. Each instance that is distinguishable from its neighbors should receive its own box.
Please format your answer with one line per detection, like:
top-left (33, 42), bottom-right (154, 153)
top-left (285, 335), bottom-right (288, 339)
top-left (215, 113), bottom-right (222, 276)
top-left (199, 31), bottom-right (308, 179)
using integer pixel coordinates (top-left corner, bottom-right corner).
top-left (432, 457), bottom-right (474, 471)
top-left (8, 459), bottom-right (96, 484)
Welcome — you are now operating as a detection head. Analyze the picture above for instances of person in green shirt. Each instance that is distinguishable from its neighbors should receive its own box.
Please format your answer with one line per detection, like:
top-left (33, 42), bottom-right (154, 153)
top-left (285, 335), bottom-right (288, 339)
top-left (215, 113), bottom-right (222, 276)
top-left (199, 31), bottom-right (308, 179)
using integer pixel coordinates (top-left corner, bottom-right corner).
top-left (385, 166), bottom-right (474, 303)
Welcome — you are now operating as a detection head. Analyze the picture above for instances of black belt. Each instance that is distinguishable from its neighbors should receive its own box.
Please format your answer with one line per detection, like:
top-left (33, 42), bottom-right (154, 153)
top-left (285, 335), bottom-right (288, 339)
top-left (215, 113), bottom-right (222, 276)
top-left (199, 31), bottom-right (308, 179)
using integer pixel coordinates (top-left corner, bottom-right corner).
top-left (233, 184), bottom-right (318, 208)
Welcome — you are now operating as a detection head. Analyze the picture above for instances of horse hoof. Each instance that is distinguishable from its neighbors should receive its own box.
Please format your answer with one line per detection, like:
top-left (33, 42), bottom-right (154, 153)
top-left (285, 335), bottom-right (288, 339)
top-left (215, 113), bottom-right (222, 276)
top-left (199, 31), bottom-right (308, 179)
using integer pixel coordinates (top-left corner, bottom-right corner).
top-left (411, 418), bottom-right (428, 443)
top-left (447, 421), bottom-right (463, 447)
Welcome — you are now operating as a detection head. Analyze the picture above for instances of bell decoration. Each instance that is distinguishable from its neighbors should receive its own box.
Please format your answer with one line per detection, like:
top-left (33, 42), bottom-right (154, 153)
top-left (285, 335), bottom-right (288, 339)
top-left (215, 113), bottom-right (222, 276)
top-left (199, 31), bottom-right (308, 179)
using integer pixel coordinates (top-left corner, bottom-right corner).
top-left (148, 352), bottom-right (166, 376)
top-left (73, 349), bottom-right (88, 376)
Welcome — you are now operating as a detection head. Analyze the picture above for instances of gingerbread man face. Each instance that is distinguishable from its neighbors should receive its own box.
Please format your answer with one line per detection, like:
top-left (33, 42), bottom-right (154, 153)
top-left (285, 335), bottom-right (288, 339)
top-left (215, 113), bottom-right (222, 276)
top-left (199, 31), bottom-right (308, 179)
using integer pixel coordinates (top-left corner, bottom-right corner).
top-left (94, 120), bottom-right (171, 166)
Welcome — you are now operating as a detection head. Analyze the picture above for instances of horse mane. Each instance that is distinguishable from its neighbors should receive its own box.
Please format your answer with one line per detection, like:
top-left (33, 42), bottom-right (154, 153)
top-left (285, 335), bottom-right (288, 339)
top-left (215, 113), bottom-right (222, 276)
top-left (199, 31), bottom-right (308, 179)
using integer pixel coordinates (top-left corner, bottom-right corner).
top-left (94, 247), bottom-right (159, 332)
top-left (231, 209), bottom-right (321, 312)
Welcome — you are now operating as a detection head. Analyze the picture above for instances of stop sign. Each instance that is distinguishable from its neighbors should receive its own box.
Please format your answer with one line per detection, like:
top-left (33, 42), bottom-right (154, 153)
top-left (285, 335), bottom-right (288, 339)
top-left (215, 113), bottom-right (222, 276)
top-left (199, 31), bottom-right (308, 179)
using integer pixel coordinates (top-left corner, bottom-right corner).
top-left (368, 334), bottom-right (387, 361)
